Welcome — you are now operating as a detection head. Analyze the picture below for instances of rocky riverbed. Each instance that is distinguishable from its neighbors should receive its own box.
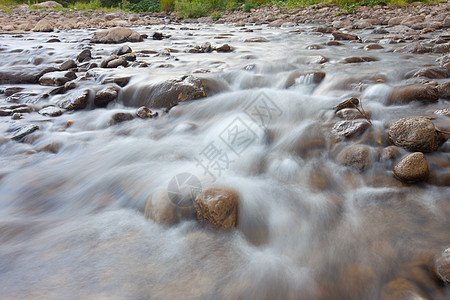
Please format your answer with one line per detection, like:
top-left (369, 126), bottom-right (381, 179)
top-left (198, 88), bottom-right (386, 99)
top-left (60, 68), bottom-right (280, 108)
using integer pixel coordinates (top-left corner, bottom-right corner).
top-left (0, 2), bottom-right (449, 299)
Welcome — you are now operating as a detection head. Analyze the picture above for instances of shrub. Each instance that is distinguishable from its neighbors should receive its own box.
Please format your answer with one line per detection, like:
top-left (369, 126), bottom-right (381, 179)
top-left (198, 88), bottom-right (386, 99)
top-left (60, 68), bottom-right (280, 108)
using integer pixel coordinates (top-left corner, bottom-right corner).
top-left (174, 0), bottom-right (208, 18)
top-left (128, 0), bottom-right (160, 11)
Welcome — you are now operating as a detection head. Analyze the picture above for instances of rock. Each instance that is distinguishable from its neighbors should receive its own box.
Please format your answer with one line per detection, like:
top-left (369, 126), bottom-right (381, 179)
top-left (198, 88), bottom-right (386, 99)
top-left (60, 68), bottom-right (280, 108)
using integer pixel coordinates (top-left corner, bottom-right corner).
top-left (411, 67), bottom-right (448, 79)
top-left (0, 65), bottom-right (58, 84)
top-left (379, 278), bottom-right (428, 300)
top-left (434, 247), bottom-right (450, 284)
top-left (332, 120), bottom-right (370, 138)
top-left (106, 57), bottom-right (128, 68)
top-left (127, 75), bottom-right (206, 108)
top-left (77, 49), bottom-right (91, 63)
top-left (388, 84), bottom-right (439, 105)
top-left (110, 112), bottom-right (134, 125)
top-left (0, 109), bottom-right (12, 116)
top-left (194, 186), bottom-right (239, 229)
top-left (305, 55), bottom-right (328, 64)
top-left (393, 152), bottom-right (429, 183)
top-left (380, 146), bottom-right (402, 162)
top-left (60, 59), bottom-right (77, 71)
top-left (268, 19), bottom-right (285, 27)
top-left (342, 56), bottom-right (377, 63)
top-left (144, 190), bottom-right (184, 226)
top-left (438, 81), bottom-right (450, 99)
top-left (432, 43), bottom-right (450, 54)
top-left (388, 117), bottom-right (439, 152)
top-left (364, 44), bottom-right (384, 50)
top-left (434, 108), bottom-right (450, 116)
top-left (112, 45), bottom-right (132, 56)
top-left (94, 85), bottom-right (120, 107)
top-left (32, 19), bottom-right (53, 32)
top-left (92, 27), bottom-right (143, 44)
top-left (285, 71), bottom-right (326, 87)
top-left (336, 108), bottom-right (369, 120)
top-left (336, 145), bottom-right (372, 171)
top-left (244, 37), bottom-right (269, 43)
top-left (437, 54), bottom-right (450, 70)
top-left (46, 38), bottom-right (60, 43)
top-left (101, 76), bottom-right (130, 87)
top-left (4, 87), bottom-right (24, 96)
top-left (332, 31), bottom-right (360, 41)
top-left (394, 42), bottom-right (429, 54)
top-left (136, 106), bottom-right (155, 119)
top-left (39, 106), bottom-right (62, 117)
top-left (152, 32), bottom-right (163, 40)
top-left (56, 89), bottom-right (89, 110)
top-left (201, 42), bottom-right (212, 53)
top-left (122, 53), bottom-right (136, 61)
top-left (216, 44), bottom-right (233, 52)
top-left (38, 71), bottom-right (77, 86)
top-left (334, 97), bottom-right (359, 112)
top-left (11, 113), bottom-right (22, 120)
top-left (11, 124), bottom-right (39, 141)
top-left (340, 264), bottom-right (377, 298)
top-left (31, 1), bottom-right (62, 9)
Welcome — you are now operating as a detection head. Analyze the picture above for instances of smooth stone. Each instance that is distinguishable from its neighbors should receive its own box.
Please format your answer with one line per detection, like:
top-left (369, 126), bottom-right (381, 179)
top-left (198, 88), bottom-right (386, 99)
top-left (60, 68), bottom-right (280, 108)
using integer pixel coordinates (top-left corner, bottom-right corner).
top-left (94, 85), bottom-right (120, 107)
top-left (56, 89), bottom-right (89, 110)
top-left (91, 27), bottom-right (143, 44)
top-left (393, 152), bottom-right (429, 183)
top-left (332, 120), bottom-right (370, 138)
top-left (11, 124), bottom-right (39, 141)
top-left (388, 117), bottom-right (439, 152)
top-left (38, 106), bottom-right (62, 117)
top-left (336, 144), bottom-right (373, 171)
top-left (388, 84), bottom-right (439, 105)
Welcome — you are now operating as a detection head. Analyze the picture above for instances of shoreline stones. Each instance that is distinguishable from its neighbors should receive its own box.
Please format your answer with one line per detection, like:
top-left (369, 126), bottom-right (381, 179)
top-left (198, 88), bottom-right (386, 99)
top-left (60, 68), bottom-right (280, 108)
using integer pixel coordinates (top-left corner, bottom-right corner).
top-left (91, 27), bottom-right (144, 44)
top-left (393, 152), bottom-right (429, 183)
top-left (194, 186), bottom-right (239, 229)
top-left (434, 246), bottom-right (450, 284)
top-left (388, 117), bottom-right (439, 152)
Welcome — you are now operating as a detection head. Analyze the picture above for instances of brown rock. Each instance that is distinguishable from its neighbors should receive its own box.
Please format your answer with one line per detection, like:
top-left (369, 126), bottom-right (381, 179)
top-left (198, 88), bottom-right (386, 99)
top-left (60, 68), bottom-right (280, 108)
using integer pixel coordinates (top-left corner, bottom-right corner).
top-left (394, 42), bottom-right (429, 54)
top-left (91, 27), bottom-right (143, 44)
top-left (342, 56), bottom-right (377, 63)
top-left (332, 120), bottom-right (370, 138)
top-left (388, 117), bottom-right (439, 152)
top-left (332, 31), bottom-right (360, 41)
top-left (56, 89), bottom-right (89, 110)
top-left (11, 124), bottom-right (39, 141)
top-left (60, 59), bottom-right (77, 71)
top-left (379, 278), bottom-right (428, 300)
top-left (336, 108), bottom-right (369, 120)
top-left (438, 81), bottom-right (450, 99)
top-left (341, 264), bottom-right (377, 298)
top-left (393, 152), bottom-right (429, 183)
top-left (194, 186), bottom-right (239, 229)
top-left (106, 57), bottom-right (128, 68)
top-left (94, 85), bottom-right (120, 107)
top-left (334, 97), bottom-right (359, 112)
top-left (32, 19), bottom-right (53, 32)
top-left (215, 44), bottom-right (233, 52)
top-left (110, 112), bottom-right (134, 125)
top-left (38, 106), bottom-right (62, 117)
top-left (380, 146), bottom-right (402, 162)
top-left (434, 246), bottom-right (450, 284)
top-left (38, 71), bottom-right (77, 86)
top-left (144, 190), bottom-right (191, 226)
top-left (411, 67), bottom-right (448, 79)
top-left (388, 84), bottom-right (439, 105)
top-left (364, 44), bottom-right (384, 50)
top-left (336, 145), bottom-right (372, 171)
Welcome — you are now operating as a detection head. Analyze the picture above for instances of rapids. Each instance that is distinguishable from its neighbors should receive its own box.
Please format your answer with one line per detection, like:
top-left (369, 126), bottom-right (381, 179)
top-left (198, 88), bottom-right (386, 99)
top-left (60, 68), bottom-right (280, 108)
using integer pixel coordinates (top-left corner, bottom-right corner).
top-left (0, 23), bottom-right (449, 299)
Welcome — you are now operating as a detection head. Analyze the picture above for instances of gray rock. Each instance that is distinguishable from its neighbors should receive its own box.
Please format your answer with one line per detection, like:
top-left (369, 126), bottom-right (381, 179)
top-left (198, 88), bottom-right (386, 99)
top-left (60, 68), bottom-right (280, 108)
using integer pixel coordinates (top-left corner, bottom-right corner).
top-left (39, 106), bottom-right (62, 117)
top-left (411, 67), bottom-right (448, 79)
top-left (388, 117), bottom-right (439, 152)
top-left (394, 42), bottom-right (430, 54)
top-left (92, 27), bottom-right (143, 44)
top-left (216, 44), bottom-right (233, 52)
top-left (4, 87), bottom-right (24, 96)
top-left (94, 85), bottom-right (120, 107)
top-left (11, 124), bottom-right (39, 141)
top-left (60, 59), bottom-right (77, 71)
top-left (438, 81), bottom-right (450, 99)
top-left (0, 65), bottom-right (58, 84)
top-left (112, 45), bottom-right (132, 56)
top-left (136, 106), bottom-right (151, 119)
top-left (32, 19), bottom-right (53, 32)
top-left (332, 31), bottom-right (360, 41)
top-left (106, 57), bottom-right (128, 68)
top-left (110, 112), bottom-right (134, 125)
top-left (39, 71), bottom-right (77, 86)
top-left (336, 145), bottom-right (372, 171)
top-left (393, 152), bottom-right (429, 182)
top-left (56, 89), bottom-right (89, 110)
top-left (77, 49), bottom-right (92, 63)
top-left (332, 120), bottom-right (370, 138)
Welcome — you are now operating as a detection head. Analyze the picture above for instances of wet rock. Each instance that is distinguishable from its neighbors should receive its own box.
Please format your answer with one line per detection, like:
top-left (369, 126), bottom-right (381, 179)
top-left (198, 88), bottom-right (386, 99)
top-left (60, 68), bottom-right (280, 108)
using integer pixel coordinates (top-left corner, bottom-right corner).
top-left (342, 56), bottom-right (377, 64)
top-left (285, 71), bottom-right (326, 87)
top-left (388, 117), bottom-right (439, 152)
top-left (432, 43), bottom-right (450, 54)
top-left (411, 67), bottom-right (448, 79)
top-left (316, 26), bottom-right (334, 33)
top-left (31, 1), bottom-right (62, 9)
top-left (6, 92), bottom-right (42, 104)
top-left (152, 32), bottom-right (164, 40)
top-left (56, 89), bottom-right (89, 110)
top-left (332, 31), bottom-right (360, 41)
top-left (0, 109), bottom-right (12, 116)
top-left (11, 124), bottom-right (39, 141)
top-left (38, 106), bottom-right (62, 117)
top-left (438, 81), bottom-right (450, 99)
top-left (244, 37), bottom-right (269, 43)
top-left (60, 59), bottom-right (77, 71)
top-left (46, 38), bottom-right (60, 43)
top-left (106, 57), bottom-right (128, 69)
top-left (305, 55), bottom-right (328, 64)
top-left (101, 76), bottom-right (130, 87)
top-left (130, 75), bottom-right (205, 108)
top-left (434, 108), bottom-right (450, 116)
top-left (332, 120), bottom-right (370, 138)
top-left (394, 42), bottom-right (430, 54)
top-left (77, 49), bottom-right (91, 63)
top-left (216, 44), bottom-right (233, 52)
top-left (364, 44), bottom-right (384, 50)
top-left (11, 113), bottom-right (22, 120)
top-left (336, 145), bottom-right (372, 171)
top-left (32, 19), bottom-right (53, 32)
top-left (379, 278), bottom-right (428, 300)
top-left (122, 53), bottom-right (136, 61)
top-left (434, 246), bottom-right (450, 284)
top-left (112, 45), bottom-right (132, 56)
top-left (110, 112), bottom-right (134, 125)
top-left (4, 87), bottom-right (24, 96)
top-left (268, 19), bottom-right (285, 27)
top-left (388, 84), bottom-right (439, 105)
top-left (334, 97), bottom-right (359, 112)
top-left (144, 190), bottom-right (177, 226)
top-left (380, 146), bottom-right (402, 162)
top-left (201, 42), bottom-right (212, 53)
top-left (326, 41), bottom-right (342, 46)
top-left (38, 71), bottom-right (77, 86)
top-left (194, 186), bottom-right (239, 229)
top-left (94, 85), bottom-right (120, 107)
top-left (0, 65), bottom-right (58, 84)
top-left (92, 27), bottom-right (143, 44)
top-left (436, 54), bottom-right (450, 70)
top-left (336, 108), bottom-right (369, 120)
top-left (341, 264), bottom-right (377, 298)
top-left (393, 152), bottom-right (429, 183)
top-left (136, 106), bottom-right (158, 119)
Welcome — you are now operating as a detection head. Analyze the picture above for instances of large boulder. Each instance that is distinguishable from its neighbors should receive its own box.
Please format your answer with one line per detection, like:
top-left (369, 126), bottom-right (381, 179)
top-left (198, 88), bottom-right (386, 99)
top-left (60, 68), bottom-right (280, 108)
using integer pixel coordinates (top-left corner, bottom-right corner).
top-left (388, 84), bottom-right (439, 105)
top-left (194, 186), bottom-right (239, 229)
top-left (39, 71), bottom-right (76, 86)
top-left (388, 117), bottom-right (439, 152)
top-left (393, 152), bottom-right (429, 183)
top-left (123, 75), bottom-right (206, 108)
top-left (0, 65), bottom-right (58, 84)
top-left (32, 19), bottom-right (54, 32)
top-left (91, 27), bottom-right (143, 44)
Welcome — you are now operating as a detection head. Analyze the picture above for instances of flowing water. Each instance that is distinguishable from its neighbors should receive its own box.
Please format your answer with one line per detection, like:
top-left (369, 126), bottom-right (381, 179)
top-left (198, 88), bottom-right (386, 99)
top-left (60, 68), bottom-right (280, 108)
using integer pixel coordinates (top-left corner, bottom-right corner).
top-left (0, 24), bottom-right (449, 299)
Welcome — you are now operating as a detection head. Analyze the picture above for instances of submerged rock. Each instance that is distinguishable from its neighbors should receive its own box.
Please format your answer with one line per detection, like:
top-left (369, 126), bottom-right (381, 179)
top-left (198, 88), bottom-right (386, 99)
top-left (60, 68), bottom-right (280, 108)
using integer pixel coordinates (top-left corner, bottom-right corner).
top-left (393, 152), bottom-right (429, 183)
top-left (110, 112), bottom-right (134, 125)
top-left (94, 85), bottom-right (120, 107)
top-left (336, 145), bottom-right (372, 171)
top-left (144, 190), bottom-right (191, 226)
top-left (39, 71), bottom-right (77, 86)
top-left (388, 117), bottom-right (439, 152)
top-left (379, 278), bottom-right (428, 300)
top-left (11, 124), bottom-right (39, 141)
top-left (388, 84), bottom-right (439, 105)
top-left (91, 27), bottom-right (143, 44)
top-left (38, 106), bottom-right (62, 117)
top-left (434, 246), bottom-right (450, 284)
top-left (194, 186), bottom-right (239, 229)
top-left (332, 120), bottom-right (370, 138)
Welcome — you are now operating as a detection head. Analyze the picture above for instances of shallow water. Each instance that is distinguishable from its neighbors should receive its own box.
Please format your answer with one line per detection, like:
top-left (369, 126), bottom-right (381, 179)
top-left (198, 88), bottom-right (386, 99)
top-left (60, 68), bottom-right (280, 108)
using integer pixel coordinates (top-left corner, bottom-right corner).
top-left (0, 24), bottom-right (449, 299)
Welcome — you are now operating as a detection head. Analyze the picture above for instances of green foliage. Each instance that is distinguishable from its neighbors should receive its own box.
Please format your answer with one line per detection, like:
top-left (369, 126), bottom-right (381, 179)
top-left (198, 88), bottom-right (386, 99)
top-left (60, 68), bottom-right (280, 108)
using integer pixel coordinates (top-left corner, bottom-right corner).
top-left (174, 0), bottom-right (208, 17)
top-left (161, 0), bottom-right (175, 10)
top-left (128, 0), bottom-right (160, 11)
